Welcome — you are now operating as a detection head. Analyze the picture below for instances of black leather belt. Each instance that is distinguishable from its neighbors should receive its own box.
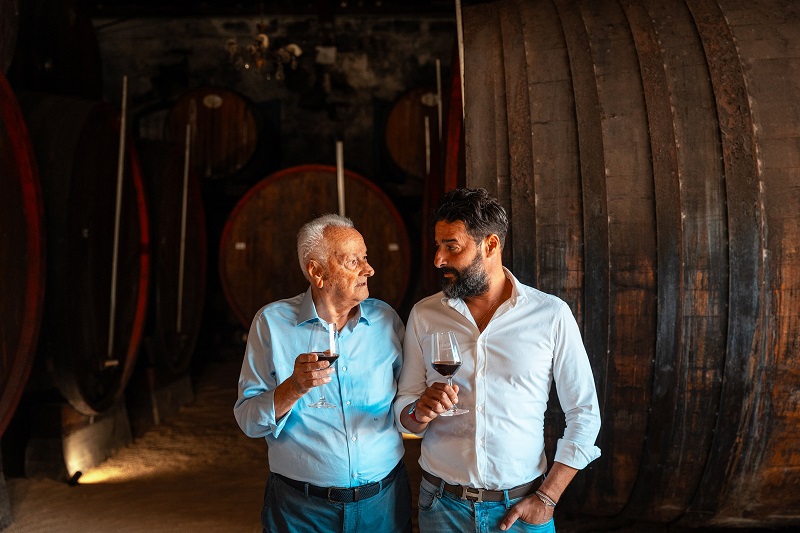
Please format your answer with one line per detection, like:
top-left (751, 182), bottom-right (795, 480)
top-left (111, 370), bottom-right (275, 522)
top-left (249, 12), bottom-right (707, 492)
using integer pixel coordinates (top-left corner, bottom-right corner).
top-left (275, 461), bottom-right (403, 503)
top-left (421, 470), bottom-right (540, 503)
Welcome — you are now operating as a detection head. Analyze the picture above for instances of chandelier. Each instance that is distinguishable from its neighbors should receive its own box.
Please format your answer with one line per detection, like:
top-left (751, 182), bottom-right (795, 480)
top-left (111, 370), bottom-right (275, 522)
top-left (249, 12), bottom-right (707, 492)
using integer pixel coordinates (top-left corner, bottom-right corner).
top-left (227, 21), bottom-right (303, 81)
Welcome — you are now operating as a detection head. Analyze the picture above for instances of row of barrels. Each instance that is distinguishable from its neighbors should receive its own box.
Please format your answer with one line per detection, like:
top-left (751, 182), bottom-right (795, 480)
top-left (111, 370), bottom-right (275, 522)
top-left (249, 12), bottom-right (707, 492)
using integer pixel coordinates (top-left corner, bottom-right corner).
top-left (1, 75), bottom-right (414, 442)
top-left (462, 0), bottom-right (800, 528)
top-left (0, 72), bottom-right (207, 439)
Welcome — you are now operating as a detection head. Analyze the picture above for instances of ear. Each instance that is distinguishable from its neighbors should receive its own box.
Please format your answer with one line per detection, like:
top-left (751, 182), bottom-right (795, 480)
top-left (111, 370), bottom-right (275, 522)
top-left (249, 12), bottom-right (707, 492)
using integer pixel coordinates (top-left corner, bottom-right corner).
top-left (484, 234), bottom-right (501, 258)
top-left (307, 260), bottom-right (325, 288)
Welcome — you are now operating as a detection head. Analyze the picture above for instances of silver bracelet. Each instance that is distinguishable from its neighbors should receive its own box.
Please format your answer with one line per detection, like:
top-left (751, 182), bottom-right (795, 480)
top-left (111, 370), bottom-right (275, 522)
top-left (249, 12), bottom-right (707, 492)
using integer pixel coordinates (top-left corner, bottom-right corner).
top-left (535, 489), bottom-right (557, 508)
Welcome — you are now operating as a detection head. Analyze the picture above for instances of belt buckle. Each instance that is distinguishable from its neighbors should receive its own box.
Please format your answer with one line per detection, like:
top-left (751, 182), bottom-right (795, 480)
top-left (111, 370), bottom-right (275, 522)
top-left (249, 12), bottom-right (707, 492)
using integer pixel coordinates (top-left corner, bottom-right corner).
top-left (462, 486), bottom-right (484, 502)
top-left (327, 486), bottom-right (349, 503)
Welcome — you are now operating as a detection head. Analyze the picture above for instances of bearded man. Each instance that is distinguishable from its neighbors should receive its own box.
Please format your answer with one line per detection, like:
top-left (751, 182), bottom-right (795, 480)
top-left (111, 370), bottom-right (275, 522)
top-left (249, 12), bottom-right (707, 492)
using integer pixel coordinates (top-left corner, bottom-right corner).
top-left (395, 188), bottom-right (601, 533)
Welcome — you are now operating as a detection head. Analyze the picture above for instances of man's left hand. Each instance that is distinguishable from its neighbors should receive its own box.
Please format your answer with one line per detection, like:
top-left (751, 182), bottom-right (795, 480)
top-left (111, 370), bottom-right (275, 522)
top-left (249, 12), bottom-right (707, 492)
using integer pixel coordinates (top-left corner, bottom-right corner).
top-left (499, 494), bottom-right (553, 531)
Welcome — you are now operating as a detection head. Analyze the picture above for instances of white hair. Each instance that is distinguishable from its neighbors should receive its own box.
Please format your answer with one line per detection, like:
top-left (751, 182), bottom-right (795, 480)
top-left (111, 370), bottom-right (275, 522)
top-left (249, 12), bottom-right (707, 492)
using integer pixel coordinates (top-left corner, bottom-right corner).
top-left (297, 214), bottom-right (354, 281)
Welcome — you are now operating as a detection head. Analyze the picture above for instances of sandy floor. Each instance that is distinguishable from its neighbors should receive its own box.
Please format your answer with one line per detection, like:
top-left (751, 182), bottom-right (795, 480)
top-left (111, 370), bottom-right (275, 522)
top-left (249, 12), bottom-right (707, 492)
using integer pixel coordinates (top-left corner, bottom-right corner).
top-left (3, 356), bottom-right (270, 533)
top-left (0, 354), bottom-right (787, 533)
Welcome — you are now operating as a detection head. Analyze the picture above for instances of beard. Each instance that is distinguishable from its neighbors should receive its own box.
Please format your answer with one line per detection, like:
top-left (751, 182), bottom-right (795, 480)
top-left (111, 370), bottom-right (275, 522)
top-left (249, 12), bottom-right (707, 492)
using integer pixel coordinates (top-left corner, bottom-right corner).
top-left (438, 251), bottom-right (490, 299)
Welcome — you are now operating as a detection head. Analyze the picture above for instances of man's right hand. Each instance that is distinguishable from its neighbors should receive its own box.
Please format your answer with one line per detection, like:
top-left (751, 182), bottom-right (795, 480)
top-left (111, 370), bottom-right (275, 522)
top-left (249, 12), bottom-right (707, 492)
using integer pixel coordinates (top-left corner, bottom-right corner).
top-left (273, 352), bottom-right (336, 419)
top-left (290, 352), bottom-right (336, 396)
top-left (401, 383), bottom-right (460, 431)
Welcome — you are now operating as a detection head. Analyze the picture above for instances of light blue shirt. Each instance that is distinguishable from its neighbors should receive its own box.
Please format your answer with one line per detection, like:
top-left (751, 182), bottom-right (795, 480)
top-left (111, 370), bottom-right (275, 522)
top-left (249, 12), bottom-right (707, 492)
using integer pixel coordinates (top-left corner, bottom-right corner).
top-left (234, 288), bottom-right (405, 487)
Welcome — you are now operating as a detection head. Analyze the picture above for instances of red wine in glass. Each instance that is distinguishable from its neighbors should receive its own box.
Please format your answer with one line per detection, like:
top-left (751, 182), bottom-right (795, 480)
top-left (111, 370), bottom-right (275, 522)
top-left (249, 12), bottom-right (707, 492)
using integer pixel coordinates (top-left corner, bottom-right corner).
top-left (313, 352), bottom-right (340, 366)
top-left (431, 331), bottom-right (469, 416)
top-left (307, 322), bottom-right (339, 408)
top-left (432, 361), bottom-right (461, 377)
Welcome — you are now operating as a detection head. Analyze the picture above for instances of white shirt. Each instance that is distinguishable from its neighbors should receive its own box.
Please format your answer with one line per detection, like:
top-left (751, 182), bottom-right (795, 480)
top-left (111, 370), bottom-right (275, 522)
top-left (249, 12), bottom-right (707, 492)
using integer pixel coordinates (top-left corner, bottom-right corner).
top-left (394, 268), bottom-right (601, 490)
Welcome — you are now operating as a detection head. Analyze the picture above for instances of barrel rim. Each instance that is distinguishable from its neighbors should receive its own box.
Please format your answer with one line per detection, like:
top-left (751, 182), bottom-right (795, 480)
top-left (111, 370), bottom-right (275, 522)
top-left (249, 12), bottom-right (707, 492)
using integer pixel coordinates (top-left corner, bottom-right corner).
top-left (0, 71), bottom-right (45, 436)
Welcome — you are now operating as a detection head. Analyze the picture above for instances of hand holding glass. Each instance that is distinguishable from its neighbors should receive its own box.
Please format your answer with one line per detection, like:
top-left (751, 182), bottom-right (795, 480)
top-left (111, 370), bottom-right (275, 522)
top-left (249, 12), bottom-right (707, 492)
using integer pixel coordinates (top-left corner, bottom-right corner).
top-left (307, 321), bottom-right (338, 409)
top-left (432, 331), bottom-right (469, 416)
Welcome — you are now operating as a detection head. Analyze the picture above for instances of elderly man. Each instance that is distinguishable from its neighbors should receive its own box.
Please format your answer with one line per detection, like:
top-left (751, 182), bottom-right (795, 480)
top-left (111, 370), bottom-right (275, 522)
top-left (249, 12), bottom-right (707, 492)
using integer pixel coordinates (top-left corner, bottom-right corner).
top-left (395, 188), bottom-right (601, 532)
top-left (234, 214), bottom-right (411, 532)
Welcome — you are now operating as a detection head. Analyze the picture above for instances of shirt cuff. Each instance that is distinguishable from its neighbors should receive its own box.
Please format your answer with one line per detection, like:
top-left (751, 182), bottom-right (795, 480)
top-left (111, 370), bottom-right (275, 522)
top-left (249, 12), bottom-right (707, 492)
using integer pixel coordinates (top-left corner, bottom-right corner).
top-left (554, 438), bottom-right (601, 470)
top-left (393, 395), bottom-right (427, 436)
top-left (269, 396), bottom-right (291, 438)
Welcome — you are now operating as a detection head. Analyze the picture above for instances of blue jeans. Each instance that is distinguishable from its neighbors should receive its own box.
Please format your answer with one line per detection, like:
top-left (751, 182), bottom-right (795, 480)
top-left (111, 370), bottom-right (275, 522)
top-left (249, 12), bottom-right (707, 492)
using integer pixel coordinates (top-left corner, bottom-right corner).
top-left (261, 462), bottom-right (412, 533)
top-left (417, 477), bottom-right (556, 533)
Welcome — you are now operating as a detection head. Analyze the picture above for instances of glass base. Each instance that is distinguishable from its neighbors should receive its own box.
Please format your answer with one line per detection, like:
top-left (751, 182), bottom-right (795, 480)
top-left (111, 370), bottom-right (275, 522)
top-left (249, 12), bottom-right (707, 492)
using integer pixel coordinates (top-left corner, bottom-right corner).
top-left (308, 398), bottom-right (337, 408)
top-left (439, 407), bottom-right (469, 416)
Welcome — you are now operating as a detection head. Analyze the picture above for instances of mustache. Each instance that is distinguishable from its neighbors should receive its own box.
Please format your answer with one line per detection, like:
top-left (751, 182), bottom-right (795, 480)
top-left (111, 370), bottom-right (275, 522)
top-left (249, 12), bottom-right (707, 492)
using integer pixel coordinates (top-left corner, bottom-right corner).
top-left (438, 267), bottom-right (459, 277)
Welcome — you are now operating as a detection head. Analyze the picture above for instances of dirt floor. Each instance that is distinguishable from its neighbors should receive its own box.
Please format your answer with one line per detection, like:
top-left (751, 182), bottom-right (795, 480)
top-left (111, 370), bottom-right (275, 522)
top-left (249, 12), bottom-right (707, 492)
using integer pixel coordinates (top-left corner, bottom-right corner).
top-left (0, 353), bottom-right (790, 533)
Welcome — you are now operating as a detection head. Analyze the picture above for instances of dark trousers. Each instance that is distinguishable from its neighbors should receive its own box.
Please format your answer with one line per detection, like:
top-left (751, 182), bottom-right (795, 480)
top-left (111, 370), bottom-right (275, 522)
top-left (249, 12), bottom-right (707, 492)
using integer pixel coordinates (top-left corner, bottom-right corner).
top-left (261, 462), bottom-right (412, 533)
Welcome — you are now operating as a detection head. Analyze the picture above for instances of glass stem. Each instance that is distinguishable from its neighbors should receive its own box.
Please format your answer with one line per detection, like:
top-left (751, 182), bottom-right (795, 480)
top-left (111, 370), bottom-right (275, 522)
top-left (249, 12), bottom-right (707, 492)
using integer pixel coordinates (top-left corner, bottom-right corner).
top-left (448, 377), bottom-right (454, 412)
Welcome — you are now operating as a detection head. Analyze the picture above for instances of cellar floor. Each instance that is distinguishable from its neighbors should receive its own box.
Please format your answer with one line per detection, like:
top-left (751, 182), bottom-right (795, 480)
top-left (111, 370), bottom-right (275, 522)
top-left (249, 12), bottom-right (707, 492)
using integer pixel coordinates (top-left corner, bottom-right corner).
top-left (0, 352), bottom-right (787, 533)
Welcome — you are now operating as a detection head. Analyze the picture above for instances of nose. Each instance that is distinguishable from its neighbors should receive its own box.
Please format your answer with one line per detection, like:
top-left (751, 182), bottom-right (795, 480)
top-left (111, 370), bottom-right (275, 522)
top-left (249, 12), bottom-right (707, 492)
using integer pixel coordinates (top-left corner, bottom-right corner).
top-left (361, 260), bottom-right (374, 278)
top-left (434, 247), bottom-right (446, 269)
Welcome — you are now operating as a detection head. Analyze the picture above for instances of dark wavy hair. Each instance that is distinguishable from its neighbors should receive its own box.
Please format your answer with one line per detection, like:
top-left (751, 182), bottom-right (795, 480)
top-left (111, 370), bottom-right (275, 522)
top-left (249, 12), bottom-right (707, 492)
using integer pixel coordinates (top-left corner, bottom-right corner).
top-left (432, 188), bottom-right (508, 248)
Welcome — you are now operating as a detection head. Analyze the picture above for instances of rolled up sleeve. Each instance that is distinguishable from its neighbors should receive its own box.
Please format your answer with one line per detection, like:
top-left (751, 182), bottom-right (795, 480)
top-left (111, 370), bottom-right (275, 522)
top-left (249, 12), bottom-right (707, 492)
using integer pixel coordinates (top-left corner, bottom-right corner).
top-left (552, 303), bottom-right (602, 469)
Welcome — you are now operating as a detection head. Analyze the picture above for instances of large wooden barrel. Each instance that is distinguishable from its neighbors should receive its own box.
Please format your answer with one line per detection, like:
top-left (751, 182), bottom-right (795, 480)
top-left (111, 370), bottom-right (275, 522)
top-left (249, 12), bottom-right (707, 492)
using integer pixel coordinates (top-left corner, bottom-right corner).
top-left (164, 87), bottom-right (259, 182)
top-left (0, 73), bottom-right (44, 437)
top-left (7, 0), bottom-right (102, 99)
top-left (0, 0), bottom-right (18, 73)
top-left (138, 141), bottom-right (207, 376)
top-left (463, 0), bottom-right (800, 528)
top-left (19, 94), bottom-right (150, 416)
top-left (385, 86), bottom-right (442, 181)
top-left (219, 165), bottom-right (411, 326)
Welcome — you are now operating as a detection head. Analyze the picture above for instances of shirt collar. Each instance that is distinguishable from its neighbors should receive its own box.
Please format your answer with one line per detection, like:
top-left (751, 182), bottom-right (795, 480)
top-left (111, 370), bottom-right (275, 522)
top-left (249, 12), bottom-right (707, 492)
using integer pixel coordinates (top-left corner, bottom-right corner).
top-left (296, 286), bottom-right (369, 328)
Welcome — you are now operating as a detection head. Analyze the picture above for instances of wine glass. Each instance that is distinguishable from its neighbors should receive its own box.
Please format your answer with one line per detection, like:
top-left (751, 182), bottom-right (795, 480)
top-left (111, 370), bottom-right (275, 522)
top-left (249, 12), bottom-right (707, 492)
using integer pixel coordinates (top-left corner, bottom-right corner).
top-left (307, 320), bottom-right (339, 409)
top-left (431, 331), bottom-right (469, 416)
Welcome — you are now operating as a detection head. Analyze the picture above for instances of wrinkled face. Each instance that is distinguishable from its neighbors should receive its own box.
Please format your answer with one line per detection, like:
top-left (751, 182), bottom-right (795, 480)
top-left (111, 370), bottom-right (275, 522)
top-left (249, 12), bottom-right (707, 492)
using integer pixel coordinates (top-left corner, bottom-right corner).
top-left (322, 226), bottom-right (374, 306)
top-left (433, 220), bottom-right (489, 299)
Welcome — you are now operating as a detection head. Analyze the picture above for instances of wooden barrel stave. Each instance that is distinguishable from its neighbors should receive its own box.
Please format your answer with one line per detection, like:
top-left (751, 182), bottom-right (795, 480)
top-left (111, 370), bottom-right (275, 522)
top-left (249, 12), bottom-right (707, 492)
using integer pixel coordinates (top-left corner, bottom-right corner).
top-left (219, 165), bottom-right (410, 327)
top-left (689, 0), bottom-right (800, 525)
top-left (19, 94), bottom-right (149, 416)
top-left (624, 0), bottom-right (729, 521)
top-left (0, 72), bottom-right (44, 437)
top-left (463, 0), bottom-right (800, 527)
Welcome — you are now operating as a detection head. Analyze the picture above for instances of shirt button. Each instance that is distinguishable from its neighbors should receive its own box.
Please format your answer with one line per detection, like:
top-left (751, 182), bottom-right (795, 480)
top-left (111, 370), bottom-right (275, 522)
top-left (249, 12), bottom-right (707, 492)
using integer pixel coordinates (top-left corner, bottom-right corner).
top-left (341, 366), bottom-right (347, 372)
top-left (351, 436), bottom-right (357, 442)
top-left (477, 405), bottom-right (484, 412)
top-left (346, 401), bottom-right (351, 405)
top-left (352, 473), bottom-right (358, 478)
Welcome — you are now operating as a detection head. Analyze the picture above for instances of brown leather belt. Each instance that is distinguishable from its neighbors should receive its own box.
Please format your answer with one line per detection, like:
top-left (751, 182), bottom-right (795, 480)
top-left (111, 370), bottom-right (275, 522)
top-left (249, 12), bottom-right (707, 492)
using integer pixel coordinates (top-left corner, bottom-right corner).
top-left (421, 470), bottom-right (541, 503)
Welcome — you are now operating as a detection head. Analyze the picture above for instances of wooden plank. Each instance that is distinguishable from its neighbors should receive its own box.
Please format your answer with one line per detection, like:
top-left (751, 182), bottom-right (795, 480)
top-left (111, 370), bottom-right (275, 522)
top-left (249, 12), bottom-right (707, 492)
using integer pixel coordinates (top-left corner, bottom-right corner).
top-left (552, 0), bottom-right (613, 513)
top-left (683, 0), bottom-right (766, 524)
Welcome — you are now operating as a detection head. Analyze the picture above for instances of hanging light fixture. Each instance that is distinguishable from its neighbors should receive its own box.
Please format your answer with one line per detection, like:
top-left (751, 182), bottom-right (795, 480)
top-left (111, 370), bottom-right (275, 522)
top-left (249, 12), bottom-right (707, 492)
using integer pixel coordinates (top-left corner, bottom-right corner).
top-left (226, 3), bottom-right (302, 81)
